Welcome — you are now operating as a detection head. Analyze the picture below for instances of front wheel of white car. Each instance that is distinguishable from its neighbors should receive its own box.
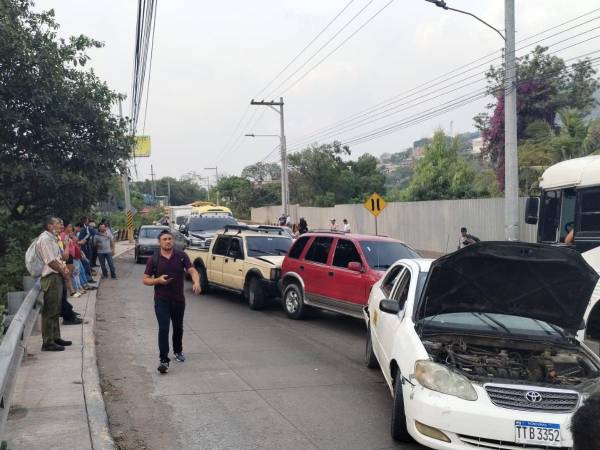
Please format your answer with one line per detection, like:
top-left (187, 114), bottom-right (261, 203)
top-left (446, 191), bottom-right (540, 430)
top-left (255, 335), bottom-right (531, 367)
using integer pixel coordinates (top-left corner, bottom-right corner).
top-left (365, 327), bottom-right (379, 369)
top-left (391, 374), bottom-right (412, 442)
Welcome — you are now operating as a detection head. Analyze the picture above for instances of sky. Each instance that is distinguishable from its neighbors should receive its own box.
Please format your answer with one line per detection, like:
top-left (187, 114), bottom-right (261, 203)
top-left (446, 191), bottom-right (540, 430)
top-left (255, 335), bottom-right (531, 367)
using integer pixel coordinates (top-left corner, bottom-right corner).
top-left (34, 0), bottom-right (600, 184)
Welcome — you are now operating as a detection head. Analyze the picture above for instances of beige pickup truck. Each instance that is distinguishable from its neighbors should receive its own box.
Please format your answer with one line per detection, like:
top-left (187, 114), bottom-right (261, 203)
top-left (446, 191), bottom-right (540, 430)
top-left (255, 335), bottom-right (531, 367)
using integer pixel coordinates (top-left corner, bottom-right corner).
top-left (185, 225), bottom-right (294, 309)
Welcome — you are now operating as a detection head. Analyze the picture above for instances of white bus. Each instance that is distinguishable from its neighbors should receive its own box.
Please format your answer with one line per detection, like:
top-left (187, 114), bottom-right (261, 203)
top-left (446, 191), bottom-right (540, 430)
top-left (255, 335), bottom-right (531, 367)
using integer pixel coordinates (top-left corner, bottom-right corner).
top-left (525, 155), bottom-right (600, 339)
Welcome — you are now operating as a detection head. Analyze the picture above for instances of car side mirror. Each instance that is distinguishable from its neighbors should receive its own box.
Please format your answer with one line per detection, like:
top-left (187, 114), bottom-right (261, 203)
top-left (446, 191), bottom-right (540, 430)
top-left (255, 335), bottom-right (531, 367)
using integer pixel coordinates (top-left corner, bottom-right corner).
top-left (525, 197), bottom-right (539, 225)
top-left (379, 299), bottom-right (401, 315)
top-left (347, 262), bottom-right (363, 272)
top-left (180, 225), bottom-right (188, 235)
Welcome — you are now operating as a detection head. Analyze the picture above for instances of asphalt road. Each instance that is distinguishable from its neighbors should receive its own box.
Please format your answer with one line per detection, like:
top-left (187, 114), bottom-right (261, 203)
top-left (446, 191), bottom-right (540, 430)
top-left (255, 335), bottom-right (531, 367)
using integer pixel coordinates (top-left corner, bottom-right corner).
top-left (96, 252), bottom-right (423, 450)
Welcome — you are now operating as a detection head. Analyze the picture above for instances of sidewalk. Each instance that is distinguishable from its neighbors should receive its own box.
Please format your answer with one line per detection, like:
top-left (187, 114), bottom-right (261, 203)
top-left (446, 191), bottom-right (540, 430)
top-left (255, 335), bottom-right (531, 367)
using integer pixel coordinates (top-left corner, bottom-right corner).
top-left (4, 242), bottom-right (134, 450)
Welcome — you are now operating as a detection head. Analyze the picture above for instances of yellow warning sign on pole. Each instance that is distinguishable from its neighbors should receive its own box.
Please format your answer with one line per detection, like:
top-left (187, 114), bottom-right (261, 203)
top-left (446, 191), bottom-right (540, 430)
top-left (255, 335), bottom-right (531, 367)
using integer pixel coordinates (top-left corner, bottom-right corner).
top-left (364, 192), bottom-right (387, 217)
top-left (127, 210), bottom-right (134, 243)
top-left (133, 136), bottom-right (151, 157)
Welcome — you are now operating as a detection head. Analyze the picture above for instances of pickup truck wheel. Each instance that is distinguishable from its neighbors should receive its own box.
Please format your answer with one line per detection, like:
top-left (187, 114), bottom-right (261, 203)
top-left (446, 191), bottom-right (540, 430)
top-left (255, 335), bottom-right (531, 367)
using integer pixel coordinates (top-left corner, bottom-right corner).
top-left (247, 277), bottom-right (265, 310)
top-left (283, 283), bottom-right (305, 319)
top-left (365, 327), bottom-right (379, 369)
top-left (197, 266), bottom-right (209, 294)
top-left (391, 374), bottom-right (412, 442)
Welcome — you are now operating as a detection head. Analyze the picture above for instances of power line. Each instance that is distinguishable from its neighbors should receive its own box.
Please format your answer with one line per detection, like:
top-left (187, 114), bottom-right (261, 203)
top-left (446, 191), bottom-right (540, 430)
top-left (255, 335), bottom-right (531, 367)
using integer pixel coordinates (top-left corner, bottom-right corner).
top-left (262, 0), bottom-right (379, 99)
top-left (286, 23), bottom-right (600, 151)
top-left (254, 0), bottom-right (357, 99)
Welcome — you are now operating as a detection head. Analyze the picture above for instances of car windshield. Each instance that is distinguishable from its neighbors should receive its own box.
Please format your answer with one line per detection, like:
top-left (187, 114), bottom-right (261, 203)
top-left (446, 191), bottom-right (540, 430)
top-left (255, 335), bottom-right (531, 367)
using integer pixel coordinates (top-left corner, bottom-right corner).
top-left (420, 312), bottom-right (567, 339)
top-left (246, 236), bottom-right (293, 257)
top-left (188, 216), bottom-right (237, 232)
top-left (140, 228), bottom-right (166, 239)
top-left (359, 241), bottom-right (419, 270)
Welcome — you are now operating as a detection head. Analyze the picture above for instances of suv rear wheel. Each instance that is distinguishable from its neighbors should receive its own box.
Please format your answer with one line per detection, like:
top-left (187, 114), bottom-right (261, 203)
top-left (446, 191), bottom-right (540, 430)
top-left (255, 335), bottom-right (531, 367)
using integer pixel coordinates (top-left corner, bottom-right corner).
top-left (247, 277), bottom-right (265, 310)
top-left (283, 283), bottom-right (305, 319)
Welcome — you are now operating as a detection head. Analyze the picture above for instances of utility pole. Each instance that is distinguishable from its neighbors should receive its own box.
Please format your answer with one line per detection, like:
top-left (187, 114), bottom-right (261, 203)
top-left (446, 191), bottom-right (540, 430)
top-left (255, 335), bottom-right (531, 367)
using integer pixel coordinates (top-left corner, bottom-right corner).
top-left (150, 164), bottom-right (157, 203)
top-left (167, 179), bottom-right (171, 206)
top-left (118, 98), bottom-right (134, 243)
top-left (504, 0), bottom-right (519, 241)
top-left (425, 0), bottom-right (519, 241)
top-left (250, 97), bottom-right (288, 216)
top-left (204, 167), bottom-right (219, 205)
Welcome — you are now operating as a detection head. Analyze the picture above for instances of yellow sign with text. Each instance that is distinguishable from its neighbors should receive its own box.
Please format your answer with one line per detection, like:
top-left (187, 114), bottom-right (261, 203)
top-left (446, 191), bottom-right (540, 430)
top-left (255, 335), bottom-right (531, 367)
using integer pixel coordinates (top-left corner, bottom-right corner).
top-left (364, 192), bottom-right (387, 217)
top-left (134, 136), bottom-right (151, 157)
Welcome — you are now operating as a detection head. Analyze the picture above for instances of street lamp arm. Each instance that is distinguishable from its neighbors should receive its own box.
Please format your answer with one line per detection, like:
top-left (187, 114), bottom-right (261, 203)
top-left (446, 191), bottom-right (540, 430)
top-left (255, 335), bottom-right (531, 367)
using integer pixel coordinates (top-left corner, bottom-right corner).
top-left (425, 0), bottom-right (505, 41)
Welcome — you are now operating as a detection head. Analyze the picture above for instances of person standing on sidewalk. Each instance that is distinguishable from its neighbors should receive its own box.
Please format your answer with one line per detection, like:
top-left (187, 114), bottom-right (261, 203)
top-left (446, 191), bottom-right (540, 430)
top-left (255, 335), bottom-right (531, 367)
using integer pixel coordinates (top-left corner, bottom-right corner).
top-left (143, 229), bottom-right (201, 374)
top-left (36, 216), bottom-right (72, 351)
top-left (95, 223), bottom-right (117, 279)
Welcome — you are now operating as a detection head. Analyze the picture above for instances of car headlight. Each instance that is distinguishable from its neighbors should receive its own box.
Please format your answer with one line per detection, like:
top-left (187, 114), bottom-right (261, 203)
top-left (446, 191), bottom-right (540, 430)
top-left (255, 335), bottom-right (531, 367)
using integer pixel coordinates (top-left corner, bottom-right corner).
top-left (414, 360), bottom-right (477, 401)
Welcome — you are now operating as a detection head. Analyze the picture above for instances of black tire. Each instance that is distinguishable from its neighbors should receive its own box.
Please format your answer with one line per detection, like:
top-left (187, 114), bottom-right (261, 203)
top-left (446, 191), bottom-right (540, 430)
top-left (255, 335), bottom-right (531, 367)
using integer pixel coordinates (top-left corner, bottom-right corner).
top-left (197, 265), bottom-right (209, 294)
top-left (365, 327), bottom-right (379, 369)
top-left (391, 373), bottom-right (412, 442)
top-left (135, 249), bottom-right (141, 264)
top-left (247, 277), bottom-right (265, 310)
top-left (283, 283), bottom-right (305, 319)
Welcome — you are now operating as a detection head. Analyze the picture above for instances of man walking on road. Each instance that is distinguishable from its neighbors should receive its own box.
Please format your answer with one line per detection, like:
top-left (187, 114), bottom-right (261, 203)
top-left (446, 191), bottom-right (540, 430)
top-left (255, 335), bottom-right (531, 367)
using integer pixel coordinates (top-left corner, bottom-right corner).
top-left (95, 223), bottom-right (117, 279)
top-left (36, 216), bottom-right (72, 351)
top-left (143, 230), bottom-right (201, 374)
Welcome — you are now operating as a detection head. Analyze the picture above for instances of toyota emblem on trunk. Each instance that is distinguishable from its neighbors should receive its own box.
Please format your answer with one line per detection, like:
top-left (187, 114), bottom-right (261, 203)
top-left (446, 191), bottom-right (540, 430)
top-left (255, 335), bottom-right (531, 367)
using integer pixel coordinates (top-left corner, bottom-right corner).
top-left (525, 391), bottom-right (543, 403)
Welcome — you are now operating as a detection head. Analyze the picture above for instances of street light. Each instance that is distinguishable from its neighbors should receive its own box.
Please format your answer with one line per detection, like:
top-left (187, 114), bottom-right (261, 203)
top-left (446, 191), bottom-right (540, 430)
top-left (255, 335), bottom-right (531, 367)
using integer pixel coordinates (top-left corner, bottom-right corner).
top-left (426, 0), bottom-right (519, 241)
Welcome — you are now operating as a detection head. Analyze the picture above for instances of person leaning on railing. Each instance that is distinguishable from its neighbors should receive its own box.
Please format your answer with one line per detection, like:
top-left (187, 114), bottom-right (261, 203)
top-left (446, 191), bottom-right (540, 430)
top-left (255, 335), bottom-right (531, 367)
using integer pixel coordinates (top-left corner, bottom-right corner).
top-left (36, 216), bottom-right (73, 351)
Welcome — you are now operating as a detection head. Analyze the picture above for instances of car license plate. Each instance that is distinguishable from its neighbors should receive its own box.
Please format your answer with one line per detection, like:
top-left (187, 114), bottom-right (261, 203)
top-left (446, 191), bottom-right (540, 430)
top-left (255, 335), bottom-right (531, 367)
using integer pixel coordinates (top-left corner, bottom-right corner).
top-left (515, 421), bottom-right (561, 447)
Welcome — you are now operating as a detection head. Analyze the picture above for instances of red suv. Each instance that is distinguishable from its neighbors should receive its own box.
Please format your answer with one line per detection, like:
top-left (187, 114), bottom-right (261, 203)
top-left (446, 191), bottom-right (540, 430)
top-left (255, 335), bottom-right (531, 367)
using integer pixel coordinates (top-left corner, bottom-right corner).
top-left (280, 231), bottom-right (419, 319)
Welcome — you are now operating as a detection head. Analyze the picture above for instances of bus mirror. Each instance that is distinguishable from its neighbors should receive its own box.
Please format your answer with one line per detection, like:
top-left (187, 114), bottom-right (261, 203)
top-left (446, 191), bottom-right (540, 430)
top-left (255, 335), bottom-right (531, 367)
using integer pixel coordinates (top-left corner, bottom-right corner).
top-left (525, 197), bottom-right (539, 225)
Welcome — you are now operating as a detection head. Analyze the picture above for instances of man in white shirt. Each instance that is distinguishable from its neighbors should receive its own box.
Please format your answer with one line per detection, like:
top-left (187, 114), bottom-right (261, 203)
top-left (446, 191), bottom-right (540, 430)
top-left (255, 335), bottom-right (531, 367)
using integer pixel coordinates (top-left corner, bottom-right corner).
top-left (330, 218), bottom-right (338, 231)
top-left (343, 219), bottom-right (351, 233)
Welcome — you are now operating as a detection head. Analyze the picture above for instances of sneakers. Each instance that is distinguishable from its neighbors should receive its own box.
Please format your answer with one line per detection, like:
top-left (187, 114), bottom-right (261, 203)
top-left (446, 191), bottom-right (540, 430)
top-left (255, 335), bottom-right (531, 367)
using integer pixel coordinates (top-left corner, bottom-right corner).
top-left (71, 291), bottom-right (82, 298)
top-left (63, 316), bottom-right (83, 325)
top-left (175, 352), bottom-right (186, 362)
top-left (157, 360), bottom-right (169, 374)
top-left (55, 338), bottom-right (72, 346)
top-left (42, 342), bottom-right (65, 351)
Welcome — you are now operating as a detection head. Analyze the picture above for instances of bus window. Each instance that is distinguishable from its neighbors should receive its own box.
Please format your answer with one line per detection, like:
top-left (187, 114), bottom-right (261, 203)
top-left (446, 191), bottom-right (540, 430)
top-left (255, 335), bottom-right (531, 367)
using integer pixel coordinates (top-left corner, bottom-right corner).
top-left (540, 190), bottom-right (560, 243)
top-left (559, 189), bottom-right (576, 242)
top-left (579, 188), bottom-right (600, 233)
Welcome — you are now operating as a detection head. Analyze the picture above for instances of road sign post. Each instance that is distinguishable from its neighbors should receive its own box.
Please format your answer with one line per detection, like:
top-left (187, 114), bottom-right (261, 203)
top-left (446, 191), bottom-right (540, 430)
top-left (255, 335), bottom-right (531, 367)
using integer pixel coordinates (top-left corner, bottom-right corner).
top-left (363, 193), bottom-right (387, 236)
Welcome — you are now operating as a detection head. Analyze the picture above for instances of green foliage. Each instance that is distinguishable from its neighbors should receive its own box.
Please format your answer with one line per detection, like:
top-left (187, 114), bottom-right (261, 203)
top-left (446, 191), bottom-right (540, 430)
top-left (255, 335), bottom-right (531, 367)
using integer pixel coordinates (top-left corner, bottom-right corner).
top-left (475, 46), bottom-right (599, 189)
top-left (288, 142), bottom-right (385, 206)
top-left (131, 177), bottom-right (207, 205)
top-left (0, 0), bottom-right (131, 302)
top-left (213, 175), bottom-right (279, 219)
top-left (401, 131), bottom-right (496, 201)
top-left (241, 162), bottom-right (280, 183)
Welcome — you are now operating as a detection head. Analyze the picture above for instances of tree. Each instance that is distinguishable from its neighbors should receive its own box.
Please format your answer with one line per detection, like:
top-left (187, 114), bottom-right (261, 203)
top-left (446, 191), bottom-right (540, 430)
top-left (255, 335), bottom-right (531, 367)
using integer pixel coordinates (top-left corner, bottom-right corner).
top-left (402, 131), bottom-right (495, 201)
top-left (130, 177), bottom-right (207, 205)
top-left (475, 46), bottom-right (599, 189)
top-left (241, 162), bottom-right (280, 184)
top-left (0, 1), bottom-right (132, 223)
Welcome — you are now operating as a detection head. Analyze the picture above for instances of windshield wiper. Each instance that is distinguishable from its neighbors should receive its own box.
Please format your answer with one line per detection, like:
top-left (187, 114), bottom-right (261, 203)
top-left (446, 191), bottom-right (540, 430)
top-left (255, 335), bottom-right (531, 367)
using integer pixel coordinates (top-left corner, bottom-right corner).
top-left (250, 248), bottom-right (277, 256)
top-left (479, 313), bottom-right (512, 334)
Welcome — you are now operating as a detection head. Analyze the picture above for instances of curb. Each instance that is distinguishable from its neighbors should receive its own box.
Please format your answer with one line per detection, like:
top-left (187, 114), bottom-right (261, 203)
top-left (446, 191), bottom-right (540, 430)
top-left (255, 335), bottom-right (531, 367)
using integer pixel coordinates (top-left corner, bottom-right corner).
top-left (81, 276), bottom-right (116, 450)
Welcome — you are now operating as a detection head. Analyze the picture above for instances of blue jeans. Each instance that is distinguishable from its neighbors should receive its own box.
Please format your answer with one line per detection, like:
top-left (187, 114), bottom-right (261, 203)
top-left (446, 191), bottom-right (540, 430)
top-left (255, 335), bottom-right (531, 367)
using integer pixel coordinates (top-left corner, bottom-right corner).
top-left (98, 253), bottom-right (116, 278)
top-left (154, 299), bottom-right (185, 362)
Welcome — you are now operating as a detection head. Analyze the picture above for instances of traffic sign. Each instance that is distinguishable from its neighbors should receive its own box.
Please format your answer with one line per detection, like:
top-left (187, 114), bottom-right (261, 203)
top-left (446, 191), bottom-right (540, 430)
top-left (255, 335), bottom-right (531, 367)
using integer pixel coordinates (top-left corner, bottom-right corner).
top-left (364, 192), bottom-right (387, 217)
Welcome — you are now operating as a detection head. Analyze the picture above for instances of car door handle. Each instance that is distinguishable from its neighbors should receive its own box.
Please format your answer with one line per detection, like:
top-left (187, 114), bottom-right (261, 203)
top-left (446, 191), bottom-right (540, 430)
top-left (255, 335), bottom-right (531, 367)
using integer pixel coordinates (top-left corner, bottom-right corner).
top-left (212, 256), bottom-right (216, 261)
top-left (299, 265), bottom-right (304, 270)
top-left (328, 271), bottom-right (334, 277)
top-left (224, 258), bottom-right (228, 263)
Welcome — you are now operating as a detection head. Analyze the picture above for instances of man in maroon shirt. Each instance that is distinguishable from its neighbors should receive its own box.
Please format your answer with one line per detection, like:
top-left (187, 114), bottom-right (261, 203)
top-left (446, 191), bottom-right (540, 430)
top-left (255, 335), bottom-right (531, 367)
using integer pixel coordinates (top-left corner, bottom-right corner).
top-left (143, 230), bottom-right (201, 374)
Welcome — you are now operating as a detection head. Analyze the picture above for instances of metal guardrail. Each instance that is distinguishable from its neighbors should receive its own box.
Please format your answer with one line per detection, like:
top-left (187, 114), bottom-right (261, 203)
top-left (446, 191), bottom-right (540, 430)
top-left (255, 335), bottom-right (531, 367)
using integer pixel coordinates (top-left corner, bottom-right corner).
top-left (0, 277), bottom-right (42, 436)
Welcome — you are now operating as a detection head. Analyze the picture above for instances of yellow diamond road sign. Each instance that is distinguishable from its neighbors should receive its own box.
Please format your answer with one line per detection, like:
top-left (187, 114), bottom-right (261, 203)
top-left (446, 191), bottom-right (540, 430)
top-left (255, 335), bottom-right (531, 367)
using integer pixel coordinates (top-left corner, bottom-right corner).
top-left (364, 192), bottom-right (386, 217)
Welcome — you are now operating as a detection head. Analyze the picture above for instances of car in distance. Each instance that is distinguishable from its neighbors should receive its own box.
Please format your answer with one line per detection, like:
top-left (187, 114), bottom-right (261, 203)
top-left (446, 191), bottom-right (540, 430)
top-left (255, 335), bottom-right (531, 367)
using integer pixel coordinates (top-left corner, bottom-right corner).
top-left (365, 241), bottom-right (600, 448)
top-left (185, 225), bottom-right (294, 309)
top-left (179, 214), bottom-right (238, 250)
top-left (134, 225), bottom-right (187, 263)
top-left (280, 231), bottom-right (419, 319)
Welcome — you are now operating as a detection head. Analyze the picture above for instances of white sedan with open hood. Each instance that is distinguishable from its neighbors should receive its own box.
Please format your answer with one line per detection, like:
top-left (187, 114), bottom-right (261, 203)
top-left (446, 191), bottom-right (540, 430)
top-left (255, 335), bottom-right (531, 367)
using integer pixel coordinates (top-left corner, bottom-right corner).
top-left (364, 242), bottom-right (600, 449)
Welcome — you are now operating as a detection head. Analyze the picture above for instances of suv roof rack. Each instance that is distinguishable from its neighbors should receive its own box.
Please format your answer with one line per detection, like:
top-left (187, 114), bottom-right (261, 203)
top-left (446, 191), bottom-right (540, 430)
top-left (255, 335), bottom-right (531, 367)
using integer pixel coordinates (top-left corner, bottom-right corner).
top-left (307, 229), bottom-right (348, 235)
top-left (223, 224), bottom-right (287, 235)
top-left (223, 224), bottom-right (251, 234)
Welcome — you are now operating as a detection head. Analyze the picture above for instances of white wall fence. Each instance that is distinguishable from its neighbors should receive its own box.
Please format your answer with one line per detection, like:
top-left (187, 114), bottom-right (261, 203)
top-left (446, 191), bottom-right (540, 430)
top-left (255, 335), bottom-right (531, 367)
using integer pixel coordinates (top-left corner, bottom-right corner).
top-left (251, 198), bottom-right (537, 254)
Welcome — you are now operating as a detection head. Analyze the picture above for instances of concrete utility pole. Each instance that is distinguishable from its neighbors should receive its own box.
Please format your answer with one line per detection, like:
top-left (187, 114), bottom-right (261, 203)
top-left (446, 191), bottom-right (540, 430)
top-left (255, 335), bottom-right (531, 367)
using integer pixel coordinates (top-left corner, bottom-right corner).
top-left (150, 164), bottom-right (157, 202)
top-left (250, 97), bottom-right (288, 216)
top-left (425, 0), bottom-right (519, 241)
top-left (504, 0), bottom-right (519, 241)
top-left (204, 167), bottom-right (219, 205)
top-left (118, 98), bottom-right (134, 243)
top-left (167, 179), bottom-right (171, 206)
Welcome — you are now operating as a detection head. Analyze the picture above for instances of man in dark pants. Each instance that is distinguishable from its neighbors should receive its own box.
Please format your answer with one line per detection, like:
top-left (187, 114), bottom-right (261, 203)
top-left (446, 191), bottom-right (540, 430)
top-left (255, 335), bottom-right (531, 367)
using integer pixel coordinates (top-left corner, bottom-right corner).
top-left (143, 230), bottom-right (201, 374)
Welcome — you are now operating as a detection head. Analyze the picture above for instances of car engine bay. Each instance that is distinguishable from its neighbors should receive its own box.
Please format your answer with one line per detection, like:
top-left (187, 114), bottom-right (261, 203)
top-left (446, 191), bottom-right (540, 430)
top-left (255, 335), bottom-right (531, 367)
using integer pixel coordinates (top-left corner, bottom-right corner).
top-left (423, 334), bottom-right (600, 387)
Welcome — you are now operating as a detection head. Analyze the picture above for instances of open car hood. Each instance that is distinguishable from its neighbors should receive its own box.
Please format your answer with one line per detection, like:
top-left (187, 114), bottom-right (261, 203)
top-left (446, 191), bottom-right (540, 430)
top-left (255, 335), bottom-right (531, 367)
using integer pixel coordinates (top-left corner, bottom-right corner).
top-left (415, 242), bottom-right (599, 333)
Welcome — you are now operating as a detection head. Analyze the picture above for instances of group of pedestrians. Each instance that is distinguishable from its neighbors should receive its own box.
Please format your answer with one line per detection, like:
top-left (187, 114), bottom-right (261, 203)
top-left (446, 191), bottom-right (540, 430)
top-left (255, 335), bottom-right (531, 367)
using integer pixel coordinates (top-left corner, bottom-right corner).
top-left (33, 215), bottom-right (118, 352)
top-left (330, 218), bottom-right (351, 232)
top-left (278, 215), bottom-right (309, 237)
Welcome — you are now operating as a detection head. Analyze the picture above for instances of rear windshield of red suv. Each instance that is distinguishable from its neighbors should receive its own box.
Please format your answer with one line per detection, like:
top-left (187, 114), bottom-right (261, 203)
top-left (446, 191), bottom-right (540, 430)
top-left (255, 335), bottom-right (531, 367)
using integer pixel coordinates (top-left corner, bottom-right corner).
top-left (359, 241), bottom-right (418, 271)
